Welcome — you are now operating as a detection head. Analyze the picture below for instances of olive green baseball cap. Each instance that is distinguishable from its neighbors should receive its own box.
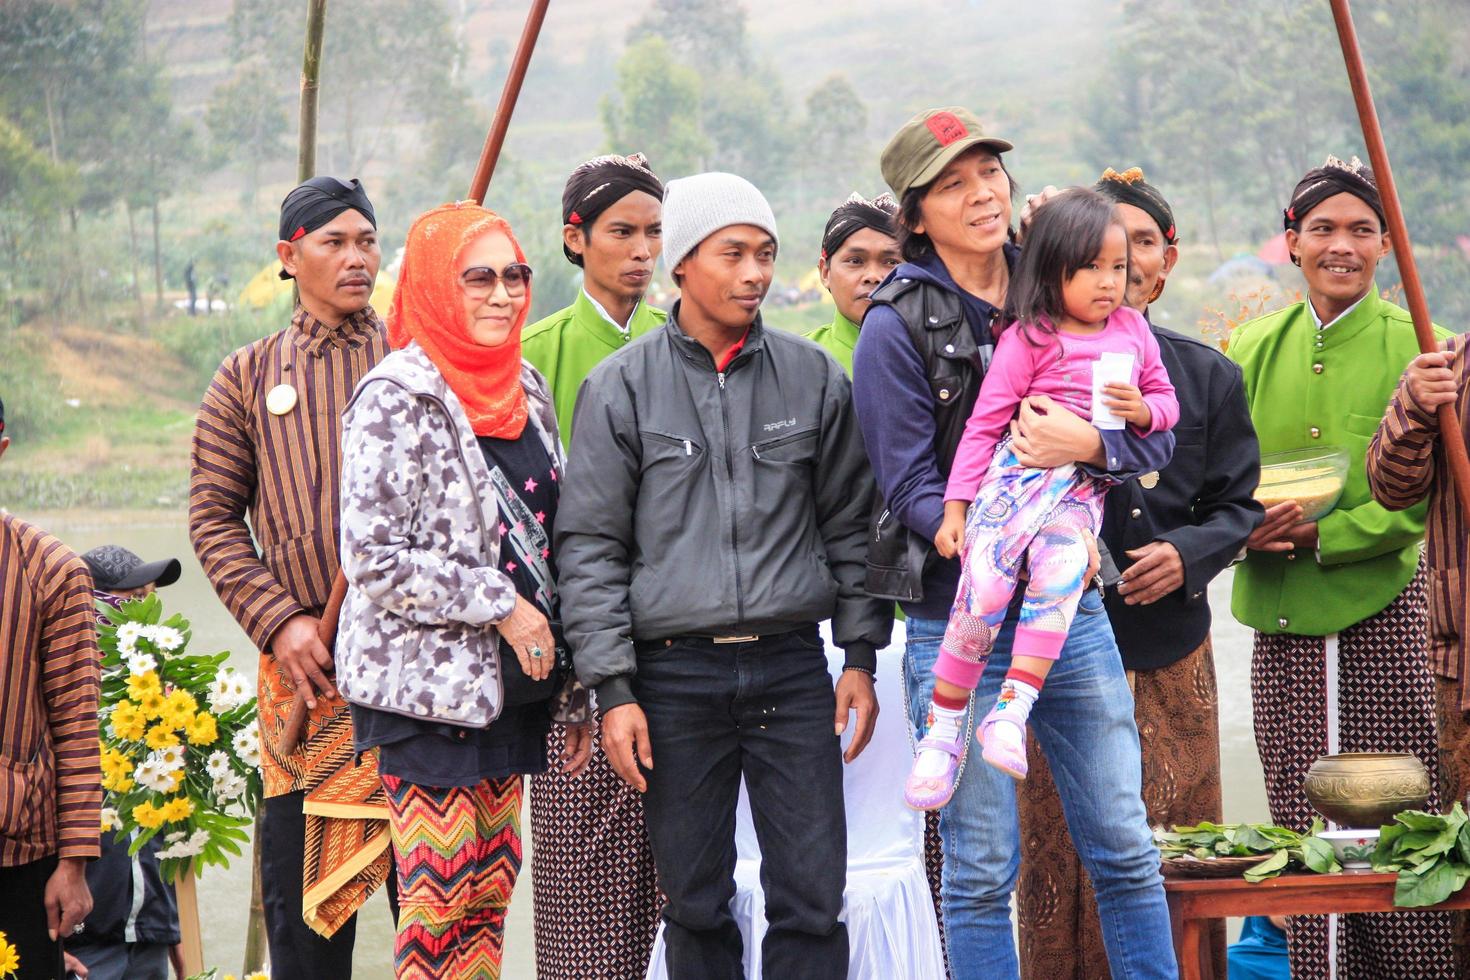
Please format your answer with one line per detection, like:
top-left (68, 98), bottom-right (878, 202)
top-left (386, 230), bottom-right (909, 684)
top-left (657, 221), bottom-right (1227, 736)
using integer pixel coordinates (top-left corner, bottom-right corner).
top-left (880, 107), bottom-right (1014, 197)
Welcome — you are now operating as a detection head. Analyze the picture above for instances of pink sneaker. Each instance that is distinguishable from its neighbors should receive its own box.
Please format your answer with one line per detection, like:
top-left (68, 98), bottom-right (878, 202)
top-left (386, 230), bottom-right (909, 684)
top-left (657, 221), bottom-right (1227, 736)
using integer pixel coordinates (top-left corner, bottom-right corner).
top-left (904, 731), bottom-right (963, 811)
top-left (978, 706), bottom-right (1028, 781)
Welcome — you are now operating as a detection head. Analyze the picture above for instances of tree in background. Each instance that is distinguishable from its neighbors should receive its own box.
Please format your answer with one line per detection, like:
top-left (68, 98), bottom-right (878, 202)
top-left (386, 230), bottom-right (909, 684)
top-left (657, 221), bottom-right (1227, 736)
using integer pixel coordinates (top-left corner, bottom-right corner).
top-left (601, 37), bottom-right (709, 178)
top-left (205, 62), bottom-right (289, 212)
top-left (799, 74), bottom-right (869, 203)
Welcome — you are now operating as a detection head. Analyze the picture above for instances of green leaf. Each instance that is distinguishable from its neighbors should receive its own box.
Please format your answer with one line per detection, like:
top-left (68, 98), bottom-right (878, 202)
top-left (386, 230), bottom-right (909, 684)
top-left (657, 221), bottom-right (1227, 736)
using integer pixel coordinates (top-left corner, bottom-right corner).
top-left (1244, 849), bottom-right (1291, 882)
top-left (1394, 860), bottom-right (1459, 908)
top-left (1301, 837), bottom-right (1340, 874)
top-left (1392, 810), bottom-right (1449, 832)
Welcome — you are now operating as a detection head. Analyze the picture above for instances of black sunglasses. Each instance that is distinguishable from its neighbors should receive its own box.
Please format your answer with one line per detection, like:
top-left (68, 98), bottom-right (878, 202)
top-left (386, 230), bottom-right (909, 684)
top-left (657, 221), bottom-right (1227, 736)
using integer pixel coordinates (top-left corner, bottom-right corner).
top-left (461, 262), bottom-right (533, 296)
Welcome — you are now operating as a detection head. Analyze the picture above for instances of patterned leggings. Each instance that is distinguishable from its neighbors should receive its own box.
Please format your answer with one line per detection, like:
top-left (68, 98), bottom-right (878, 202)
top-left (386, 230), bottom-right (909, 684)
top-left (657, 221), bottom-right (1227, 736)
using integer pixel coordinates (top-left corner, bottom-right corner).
top-left (383, 773), bottom-right (523, 980)
top-left (936, 444), bottom-right (1104, 691)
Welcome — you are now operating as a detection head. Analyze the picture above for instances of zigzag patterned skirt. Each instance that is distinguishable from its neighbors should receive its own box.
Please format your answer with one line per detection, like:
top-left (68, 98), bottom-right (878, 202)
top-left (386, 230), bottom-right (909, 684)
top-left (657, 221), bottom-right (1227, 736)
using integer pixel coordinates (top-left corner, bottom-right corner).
top-left (383, 773), bottom-right (523, 980)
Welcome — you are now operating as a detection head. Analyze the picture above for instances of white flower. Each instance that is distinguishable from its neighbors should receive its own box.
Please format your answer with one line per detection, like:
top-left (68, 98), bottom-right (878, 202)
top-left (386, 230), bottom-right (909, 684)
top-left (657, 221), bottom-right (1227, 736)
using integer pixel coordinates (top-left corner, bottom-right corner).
top-left (214, 772), bottom-right (247, 801)
top-left (100, 807), bottom-right (119, 832)
top-left (115, 622), bottom-right (143, 655)
top-left (207, 668), bottom-right (253, 713)
top-left (151, 746), bottom-right (185, 772)
top-left (134, 758), bottom-right (175, 793)
top-left (232, 726), bottom-right (261, 767)
top-left (205, 750), bottom-right (232, 781)
top-left (143, 625), bottom-right (185, 653)
top-left (157, 829), bottom-right (209, 860)
top-left (125, 651), bottom-right (157, 676)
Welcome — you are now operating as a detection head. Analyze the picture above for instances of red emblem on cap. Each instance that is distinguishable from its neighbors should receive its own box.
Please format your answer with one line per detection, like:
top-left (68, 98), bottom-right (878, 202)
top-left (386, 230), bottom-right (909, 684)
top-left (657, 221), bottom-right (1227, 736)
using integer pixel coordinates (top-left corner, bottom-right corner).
top-left (568, 211), bottom-right (583, 225)
top-left (926, 112), bottom-right (969, 147)
top-left (289, 225), bottom-right (307, 242)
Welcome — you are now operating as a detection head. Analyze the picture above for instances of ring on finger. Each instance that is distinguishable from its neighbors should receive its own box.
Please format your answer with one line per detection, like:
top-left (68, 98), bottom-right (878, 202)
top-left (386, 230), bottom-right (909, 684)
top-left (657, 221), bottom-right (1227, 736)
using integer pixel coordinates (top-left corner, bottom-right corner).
top-left (529, 645), bottom-right (544, 659)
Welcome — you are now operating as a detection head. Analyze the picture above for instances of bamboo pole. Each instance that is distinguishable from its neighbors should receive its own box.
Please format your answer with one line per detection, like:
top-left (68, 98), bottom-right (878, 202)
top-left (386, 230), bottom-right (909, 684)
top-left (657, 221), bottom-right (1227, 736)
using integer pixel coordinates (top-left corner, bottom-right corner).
top-left (297, 0), bottom-right (328, 183)
top-left (1328, 0), bottom-right (1470, 522)
top-left (466, 0), bottom-right (552, 204)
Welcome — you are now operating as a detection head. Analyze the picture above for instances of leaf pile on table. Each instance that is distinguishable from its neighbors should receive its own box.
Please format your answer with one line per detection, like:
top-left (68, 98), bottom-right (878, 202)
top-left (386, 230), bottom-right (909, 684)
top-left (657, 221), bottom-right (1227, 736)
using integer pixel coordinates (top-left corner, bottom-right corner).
top-left (1155, 820), bottom-right (1340, 882)
top-left (1371, 803), bottom-right (1470, 908)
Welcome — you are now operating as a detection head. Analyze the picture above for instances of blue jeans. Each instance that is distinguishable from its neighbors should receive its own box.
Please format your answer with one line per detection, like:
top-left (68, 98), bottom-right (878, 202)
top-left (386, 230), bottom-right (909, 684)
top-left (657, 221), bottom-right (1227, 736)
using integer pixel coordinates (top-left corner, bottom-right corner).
top-left (906, 588), bottom-right (1176, 980)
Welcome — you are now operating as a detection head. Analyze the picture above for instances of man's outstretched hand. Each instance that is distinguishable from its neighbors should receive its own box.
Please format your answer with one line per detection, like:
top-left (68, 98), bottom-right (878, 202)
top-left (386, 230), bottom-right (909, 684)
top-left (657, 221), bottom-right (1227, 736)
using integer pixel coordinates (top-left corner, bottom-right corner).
top-left (834, 669), bottom-right (878, 763)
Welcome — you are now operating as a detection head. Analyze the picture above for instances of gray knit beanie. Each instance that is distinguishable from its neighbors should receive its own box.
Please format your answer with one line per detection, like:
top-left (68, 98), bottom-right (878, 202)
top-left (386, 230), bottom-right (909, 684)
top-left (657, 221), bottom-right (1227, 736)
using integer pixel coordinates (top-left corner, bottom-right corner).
top-left (661, 172), bottom-right (779, 273)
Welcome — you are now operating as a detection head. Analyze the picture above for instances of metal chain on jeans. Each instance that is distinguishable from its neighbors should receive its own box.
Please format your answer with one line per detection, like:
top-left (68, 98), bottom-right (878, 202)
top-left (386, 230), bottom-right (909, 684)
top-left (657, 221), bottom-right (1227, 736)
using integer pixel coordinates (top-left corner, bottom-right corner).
top-left (900, 647), bottom-right (977, 785)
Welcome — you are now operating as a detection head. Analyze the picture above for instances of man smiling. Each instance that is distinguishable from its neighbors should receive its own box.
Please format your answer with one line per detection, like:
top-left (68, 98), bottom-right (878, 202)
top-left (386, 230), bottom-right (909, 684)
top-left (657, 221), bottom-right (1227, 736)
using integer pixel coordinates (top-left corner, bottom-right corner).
top-left (557, 172), bottom-right (889, 980)
top-left (1227, 157), bottom-right (1454, 978)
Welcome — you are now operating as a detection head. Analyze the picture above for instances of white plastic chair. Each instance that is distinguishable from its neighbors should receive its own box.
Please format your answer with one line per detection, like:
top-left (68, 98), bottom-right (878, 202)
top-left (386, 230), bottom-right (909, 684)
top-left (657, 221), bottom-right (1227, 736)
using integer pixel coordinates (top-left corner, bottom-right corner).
top-left (647, 623), bottom-right (945, 979)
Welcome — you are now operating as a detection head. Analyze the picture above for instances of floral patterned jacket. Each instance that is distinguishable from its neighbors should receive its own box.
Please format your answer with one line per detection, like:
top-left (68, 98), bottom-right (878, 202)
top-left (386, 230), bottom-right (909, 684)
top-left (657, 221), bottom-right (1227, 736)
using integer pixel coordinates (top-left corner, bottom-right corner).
top-left (336, 342), bottom-right (584, 727)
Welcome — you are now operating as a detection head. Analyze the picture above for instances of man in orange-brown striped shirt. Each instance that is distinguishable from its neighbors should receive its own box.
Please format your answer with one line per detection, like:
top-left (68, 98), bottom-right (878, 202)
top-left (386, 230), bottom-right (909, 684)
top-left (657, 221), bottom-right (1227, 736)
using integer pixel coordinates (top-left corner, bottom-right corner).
top-left (189, 178), bottom-right (392, 979)
top-left (1368, 337), bottom-right (1470, 975)
top-left (0, 394), bottom-right (103, 980)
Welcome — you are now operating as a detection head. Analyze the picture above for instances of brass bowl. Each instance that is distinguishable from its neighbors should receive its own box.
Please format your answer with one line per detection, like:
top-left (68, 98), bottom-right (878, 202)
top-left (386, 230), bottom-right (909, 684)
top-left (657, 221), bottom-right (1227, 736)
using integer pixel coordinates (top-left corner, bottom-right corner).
top-left (1303, 752), bottom-right (1430, 828)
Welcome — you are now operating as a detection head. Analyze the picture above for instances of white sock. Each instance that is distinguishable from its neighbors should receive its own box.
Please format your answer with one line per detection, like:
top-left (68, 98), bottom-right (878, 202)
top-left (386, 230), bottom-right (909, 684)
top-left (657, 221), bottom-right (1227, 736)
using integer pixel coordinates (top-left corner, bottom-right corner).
top-left (913, 700), bottom-right (967, 778)
top-left (990, 679), bottom-right (1040, 741)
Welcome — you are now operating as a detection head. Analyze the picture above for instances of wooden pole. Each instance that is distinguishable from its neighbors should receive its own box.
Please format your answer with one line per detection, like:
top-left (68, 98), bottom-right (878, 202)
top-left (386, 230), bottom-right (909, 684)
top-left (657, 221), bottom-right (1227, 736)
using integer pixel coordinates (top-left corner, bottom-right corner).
top-left (1328, 0), bottom-right (1470, 522)
top-left (466, 0), bottom-right (552, 204)
top-left (176, 869), bottom-right (205, 976)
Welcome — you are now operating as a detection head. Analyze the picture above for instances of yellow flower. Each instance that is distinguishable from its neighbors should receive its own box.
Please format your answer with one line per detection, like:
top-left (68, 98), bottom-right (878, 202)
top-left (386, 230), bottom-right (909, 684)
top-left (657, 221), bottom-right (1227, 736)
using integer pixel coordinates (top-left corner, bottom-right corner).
top-left (162, 705), bottom-right (195, 732)
top-left (101, 769), bottom-right (135, 793)
top-left (132, 801), bottom-right (166, 829)
top-left (161, 796), bottom-right (194, 822)
top-left (245, 972), bottom-right (270, 980)
top-left (126, 671), bottom-right (162, 702)
top-left (186, 712), bottom-right (218, 747)
top-left (145, 724), bottom-right (181, 750)
top-left (112, 711), bottom-right (147, 742)
top-left (165, 689), bottom-right (198, 715)
top-left (168, 769), bottom-right (185, 791)
top-left (0, 931), bottom-right (18, 975)
top-left (138, 690), bottom-right (166, 720)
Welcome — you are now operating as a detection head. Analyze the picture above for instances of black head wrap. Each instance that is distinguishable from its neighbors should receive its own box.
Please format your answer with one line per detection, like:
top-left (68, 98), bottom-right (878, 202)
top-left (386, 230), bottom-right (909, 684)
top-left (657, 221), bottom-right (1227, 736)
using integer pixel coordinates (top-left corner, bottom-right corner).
top-left (560, 152), bottom-right (664, 265)
top-left (821, 192), bottom-right (898, 260)
top-left (277, 176), bottom-right (377, 279)
top-left (1283, 155), bottom-right (1385, 233)
top-left (1093, 168), bottom-right (1177, 244)
top-left (0, 393), bottom-right (6, 436)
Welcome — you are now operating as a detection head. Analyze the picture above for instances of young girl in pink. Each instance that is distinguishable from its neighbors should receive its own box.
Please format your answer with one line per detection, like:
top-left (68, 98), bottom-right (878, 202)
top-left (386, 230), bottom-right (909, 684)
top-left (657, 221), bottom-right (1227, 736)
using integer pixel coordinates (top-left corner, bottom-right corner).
top-left (905, 188), bottom-right (1178, 809)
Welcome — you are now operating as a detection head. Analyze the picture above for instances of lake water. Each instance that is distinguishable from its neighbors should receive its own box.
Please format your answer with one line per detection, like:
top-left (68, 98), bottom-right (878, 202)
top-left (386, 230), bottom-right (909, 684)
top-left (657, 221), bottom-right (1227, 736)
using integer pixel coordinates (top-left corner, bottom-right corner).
top-left (24, 510), bottom-right (1271, 979)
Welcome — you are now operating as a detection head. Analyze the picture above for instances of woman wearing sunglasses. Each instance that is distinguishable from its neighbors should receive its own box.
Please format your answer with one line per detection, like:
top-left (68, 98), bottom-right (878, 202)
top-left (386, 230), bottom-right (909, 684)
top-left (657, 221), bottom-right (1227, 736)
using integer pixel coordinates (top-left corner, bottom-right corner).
top-left (335, 201), bottom-right (590, 980)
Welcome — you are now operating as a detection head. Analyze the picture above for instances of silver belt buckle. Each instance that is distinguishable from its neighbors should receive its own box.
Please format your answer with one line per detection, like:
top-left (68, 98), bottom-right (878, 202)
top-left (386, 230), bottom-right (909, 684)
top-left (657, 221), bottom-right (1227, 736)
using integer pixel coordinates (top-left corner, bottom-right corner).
top-left (712, 634), bottom-right (760, 644)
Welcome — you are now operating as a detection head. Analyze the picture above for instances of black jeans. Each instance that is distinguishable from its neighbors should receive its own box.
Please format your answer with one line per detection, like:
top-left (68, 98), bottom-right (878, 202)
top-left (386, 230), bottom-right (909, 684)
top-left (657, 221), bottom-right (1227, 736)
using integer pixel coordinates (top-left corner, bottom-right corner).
top-left (635, 628), bottom-right (848, 980)
top-left (0, 855), bottom-right (63, 980)
top-left (259, 790), bottom-right (398, 980)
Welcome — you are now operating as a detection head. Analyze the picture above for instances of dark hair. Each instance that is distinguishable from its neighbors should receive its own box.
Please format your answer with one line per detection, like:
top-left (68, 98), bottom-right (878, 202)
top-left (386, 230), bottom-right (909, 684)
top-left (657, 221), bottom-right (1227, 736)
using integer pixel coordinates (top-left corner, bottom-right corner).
top-left (894, 148), bottom-right (1019, 263)
top-left (1002, 187), bottom-right (1128, 343)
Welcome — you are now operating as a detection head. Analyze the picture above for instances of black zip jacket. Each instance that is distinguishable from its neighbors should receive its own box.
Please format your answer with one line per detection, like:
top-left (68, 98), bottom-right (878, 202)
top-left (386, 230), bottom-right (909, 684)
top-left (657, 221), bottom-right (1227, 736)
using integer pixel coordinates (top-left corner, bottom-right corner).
top-left (556, 304), bottom-right (892, 711)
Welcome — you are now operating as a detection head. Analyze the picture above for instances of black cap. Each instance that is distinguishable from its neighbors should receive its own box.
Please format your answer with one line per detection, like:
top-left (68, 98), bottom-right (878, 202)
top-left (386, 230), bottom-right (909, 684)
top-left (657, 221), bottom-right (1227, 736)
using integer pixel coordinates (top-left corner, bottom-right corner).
top-left (0, 393), bottom-right (6, 436)
top-left (82, 545), bottom-right (182, 592)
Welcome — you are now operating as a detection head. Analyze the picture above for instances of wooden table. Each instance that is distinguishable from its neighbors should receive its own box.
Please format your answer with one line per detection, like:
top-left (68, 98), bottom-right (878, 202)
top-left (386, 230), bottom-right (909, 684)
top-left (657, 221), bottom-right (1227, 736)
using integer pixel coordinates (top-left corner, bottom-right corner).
top-left (1165, 871), bottom-right (1470, 980)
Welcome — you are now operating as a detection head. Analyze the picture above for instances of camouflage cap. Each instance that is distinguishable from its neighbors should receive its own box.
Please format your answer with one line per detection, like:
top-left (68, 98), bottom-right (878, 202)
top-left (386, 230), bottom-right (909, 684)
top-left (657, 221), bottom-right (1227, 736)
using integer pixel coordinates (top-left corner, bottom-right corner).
top-left (880, 107), bottom-right (1013, 197)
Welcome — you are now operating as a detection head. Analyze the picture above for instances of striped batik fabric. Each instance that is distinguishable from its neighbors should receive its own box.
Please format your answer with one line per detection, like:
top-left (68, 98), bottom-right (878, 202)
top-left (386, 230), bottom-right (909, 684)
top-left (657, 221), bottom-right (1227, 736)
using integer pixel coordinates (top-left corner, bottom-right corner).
top-left (1366, 332), bottom-right (1470, 708)
top-left (189, 303), bottom-right (387, 797)
top-left (1252, 571), bottom-right (1456, 980)
top-left (385, 773), bottom-right (522, 980)
top-left (0, 514), bottom-right (102, 866)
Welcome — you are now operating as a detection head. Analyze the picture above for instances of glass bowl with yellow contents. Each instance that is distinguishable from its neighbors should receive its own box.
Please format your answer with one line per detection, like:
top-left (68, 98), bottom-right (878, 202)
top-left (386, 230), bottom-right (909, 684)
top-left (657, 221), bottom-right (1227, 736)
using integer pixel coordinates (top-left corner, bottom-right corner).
top-left (1254, 447), bottom-right (1351, 524)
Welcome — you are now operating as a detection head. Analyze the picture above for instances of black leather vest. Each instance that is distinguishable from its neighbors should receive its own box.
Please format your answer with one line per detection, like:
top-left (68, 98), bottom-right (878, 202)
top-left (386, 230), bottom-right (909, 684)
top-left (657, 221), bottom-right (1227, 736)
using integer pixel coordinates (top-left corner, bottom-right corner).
top-left (863, 274), bottom-right (995, 601)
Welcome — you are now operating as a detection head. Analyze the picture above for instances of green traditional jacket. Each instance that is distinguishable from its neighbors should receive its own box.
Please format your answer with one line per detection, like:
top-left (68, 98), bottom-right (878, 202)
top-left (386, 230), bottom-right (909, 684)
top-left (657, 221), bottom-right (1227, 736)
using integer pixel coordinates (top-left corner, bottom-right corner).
top-left (1227, 287), bottom-right (1449, 636)
top-left (521, 290), bottom-right (667, 438)
top-left (806, 310), bottom-right (860, 377)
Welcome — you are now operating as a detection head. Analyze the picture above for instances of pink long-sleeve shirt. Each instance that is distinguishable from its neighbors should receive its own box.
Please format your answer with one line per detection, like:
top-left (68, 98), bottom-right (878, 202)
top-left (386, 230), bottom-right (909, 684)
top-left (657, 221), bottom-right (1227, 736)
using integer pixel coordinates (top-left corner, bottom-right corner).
top-left (945, 305), bottom-right (1178, 503)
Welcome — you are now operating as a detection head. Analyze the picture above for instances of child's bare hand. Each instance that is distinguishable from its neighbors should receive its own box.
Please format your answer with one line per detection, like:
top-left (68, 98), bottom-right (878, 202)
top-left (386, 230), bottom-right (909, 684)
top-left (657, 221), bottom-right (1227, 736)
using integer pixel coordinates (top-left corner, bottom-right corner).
top-left (1103, 382), bottom-right (1152, 428)
top-left (935, 514), bottom-right (965, 559)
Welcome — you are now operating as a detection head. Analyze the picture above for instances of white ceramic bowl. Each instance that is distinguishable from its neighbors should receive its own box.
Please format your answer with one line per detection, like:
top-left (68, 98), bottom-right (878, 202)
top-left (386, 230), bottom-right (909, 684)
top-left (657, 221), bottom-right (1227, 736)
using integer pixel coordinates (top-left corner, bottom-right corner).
top-left (1317, 828), bottom-right (1381, 870)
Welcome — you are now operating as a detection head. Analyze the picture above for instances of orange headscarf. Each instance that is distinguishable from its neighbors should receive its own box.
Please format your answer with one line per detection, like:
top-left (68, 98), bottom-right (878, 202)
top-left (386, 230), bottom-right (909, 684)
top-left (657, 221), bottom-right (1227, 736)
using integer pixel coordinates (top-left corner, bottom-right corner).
top-left (387, 201), bottom-right (533, 439)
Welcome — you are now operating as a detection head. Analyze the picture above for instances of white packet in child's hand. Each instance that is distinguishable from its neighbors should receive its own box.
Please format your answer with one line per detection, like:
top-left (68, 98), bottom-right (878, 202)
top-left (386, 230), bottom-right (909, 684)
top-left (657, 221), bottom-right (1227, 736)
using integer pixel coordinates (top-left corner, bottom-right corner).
top-left (1090, 351), bottom-right (1136, 430)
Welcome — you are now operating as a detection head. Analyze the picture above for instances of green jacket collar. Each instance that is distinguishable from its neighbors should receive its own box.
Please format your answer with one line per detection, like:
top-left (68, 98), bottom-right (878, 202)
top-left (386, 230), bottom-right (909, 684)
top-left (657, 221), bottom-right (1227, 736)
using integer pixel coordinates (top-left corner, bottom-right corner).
top-left (826, 310), bottom-right (860, 351)
top-left (1303, 286), bottom-right (1383, 350)
top-left (573, 289), bottom-right (659, 348)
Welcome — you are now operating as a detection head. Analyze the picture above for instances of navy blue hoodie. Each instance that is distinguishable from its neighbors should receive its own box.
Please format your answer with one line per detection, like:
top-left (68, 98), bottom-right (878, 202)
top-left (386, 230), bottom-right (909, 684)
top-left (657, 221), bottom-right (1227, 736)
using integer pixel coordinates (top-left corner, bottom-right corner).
top-left (851, 251), bottom-right (1175, 620)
